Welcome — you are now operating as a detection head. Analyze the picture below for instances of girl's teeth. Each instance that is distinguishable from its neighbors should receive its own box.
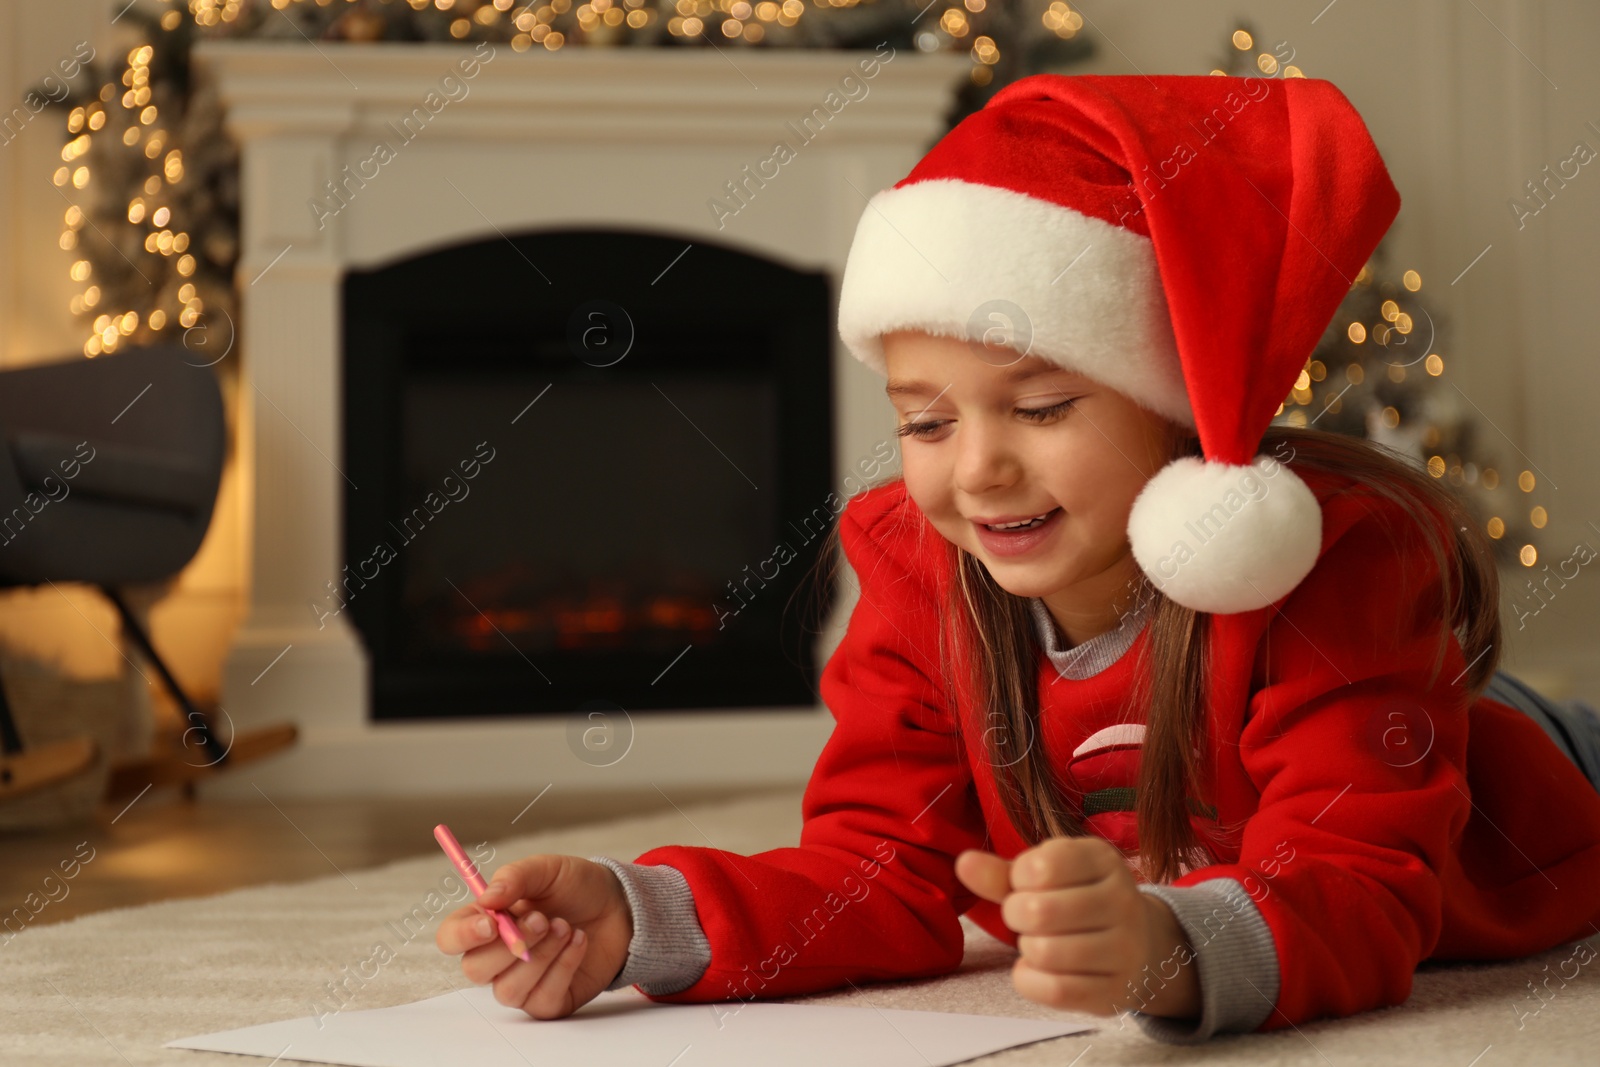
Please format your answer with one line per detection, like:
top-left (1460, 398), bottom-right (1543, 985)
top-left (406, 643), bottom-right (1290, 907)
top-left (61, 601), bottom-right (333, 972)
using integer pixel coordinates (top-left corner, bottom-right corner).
top-left (986, 512), bottom-right (1049, 531)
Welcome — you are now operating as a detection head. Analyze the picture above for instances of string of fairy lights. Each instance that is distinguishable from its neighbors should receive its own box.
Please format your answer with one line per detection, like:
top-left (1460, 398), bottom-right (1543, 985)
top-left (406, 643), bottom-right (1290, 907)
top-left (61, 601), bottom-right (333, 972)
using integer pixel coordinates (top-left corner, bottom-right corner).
top-left (183, 0), bottom-right (1083, 55)
top-left (1219, 27), bottom-right (1550, 571)
top-left (56, 40), bottom-right (198, 359)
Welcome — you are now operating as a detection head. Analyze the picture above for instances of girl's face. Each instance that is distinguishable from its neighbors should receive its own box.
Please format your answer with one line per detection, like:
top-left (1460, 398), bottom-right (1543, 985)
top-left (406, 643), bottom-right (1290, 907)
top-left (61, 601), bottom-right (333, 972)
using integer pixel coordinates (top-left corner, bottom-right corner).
top-left (882, 329), bottom-right (1180, 634)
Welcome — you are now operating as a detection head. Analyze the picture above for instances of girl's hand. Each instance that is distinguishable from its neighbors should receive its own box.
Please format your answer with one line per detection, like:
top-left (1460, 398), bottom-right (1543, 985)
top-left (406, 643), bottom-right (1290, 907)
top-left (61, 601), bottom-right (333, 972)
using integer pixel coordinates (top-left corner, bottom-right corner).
top-left (435, 854), bottom-right (633, 1020)
top-left (955, 837), bottom-right (1200, 1020)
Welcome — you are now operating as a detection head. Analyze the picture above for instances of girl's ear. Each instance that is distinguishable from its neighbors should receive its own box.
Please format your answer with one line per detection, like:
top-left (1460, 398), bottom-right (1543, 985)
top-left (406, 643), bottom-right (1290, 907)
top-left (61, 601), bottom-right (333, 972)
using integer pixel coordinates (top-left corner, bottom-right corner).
top-left (1170, 421), bottom-right (1201, 461)
top-left (1151, 416), bottom-right (1193, 470)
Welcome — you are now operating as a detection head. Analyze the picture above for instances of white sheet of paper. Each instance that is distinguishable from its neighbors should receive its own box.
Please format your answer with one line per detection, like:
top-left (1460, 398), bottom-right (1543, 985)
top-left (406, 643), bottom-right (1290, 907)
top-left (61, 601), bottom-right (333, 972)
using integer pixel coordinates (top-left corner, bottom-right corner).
top-left (165, 984), bottom-right (1092, 1067)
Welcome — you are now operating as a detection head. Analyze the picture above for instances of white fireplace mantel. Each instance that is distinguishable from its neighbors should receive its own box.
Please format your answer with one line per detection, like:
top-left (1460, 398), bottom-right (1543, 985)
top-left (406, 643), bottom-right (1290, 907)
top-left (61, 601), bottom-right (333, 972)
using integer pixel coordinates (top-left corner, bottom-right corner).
top-left (191, 41), bottom-right (964, 798)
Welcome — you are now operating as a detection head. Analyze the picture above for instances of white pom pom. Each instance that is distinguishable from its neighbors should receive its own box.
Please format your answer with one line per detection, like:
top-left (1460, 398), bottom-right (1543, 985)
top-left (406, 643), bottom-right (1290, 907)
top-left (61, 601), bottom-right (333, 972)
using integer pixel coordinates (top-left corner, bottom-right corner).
top-left (1127, 454), bottom-right (1322, 614)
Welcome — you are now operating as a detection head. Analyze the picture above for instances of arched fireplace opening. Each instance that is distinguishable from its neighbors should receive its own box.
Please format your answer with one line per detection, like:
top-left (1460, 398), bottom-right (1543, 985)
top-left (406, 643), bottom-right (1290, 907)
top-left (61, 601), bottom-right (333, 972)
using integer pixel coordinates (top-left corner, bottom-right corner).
top-left (341, 228), bottom-right (837, 721)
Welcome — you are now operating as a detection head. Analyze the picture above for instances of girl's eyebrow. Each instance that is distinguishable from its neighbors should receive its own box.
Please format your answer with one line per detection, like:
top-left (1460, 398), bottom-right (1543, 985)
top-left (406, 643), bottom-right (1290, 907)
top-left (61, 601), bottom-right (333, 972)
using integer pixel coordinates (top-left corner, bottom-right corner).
top-left (884, 364), bottom-right (1083, 398)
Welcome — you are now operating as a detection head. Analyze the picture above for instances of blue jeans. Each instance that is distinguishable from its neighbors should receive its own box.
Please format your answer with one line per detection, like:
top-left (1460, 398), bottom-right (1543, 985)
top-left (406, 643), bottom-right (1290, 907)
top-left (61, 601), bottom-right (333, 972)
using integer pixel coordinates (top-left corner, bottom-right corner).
top-left (1482, 669), bottom-right (1600, 793)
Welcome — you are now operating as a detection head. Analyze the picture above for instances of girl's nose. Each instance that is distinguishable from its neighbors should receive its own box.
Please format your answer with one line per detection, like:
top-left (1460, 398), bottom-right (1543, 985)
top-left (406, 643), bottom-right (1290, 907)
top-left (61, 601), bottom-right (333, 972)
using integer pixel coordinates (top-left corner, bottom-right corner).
top-left (952, 419), bottom-right (1020, 497)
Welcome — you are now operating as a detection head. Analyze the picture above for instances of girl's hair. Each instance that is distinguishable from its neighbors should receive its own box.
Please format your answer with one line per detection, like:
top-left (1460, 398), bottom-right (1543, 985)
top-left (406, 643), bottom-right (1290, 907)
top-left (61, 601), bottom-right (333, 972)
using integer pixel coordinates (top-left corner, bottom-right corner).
top-left (800, 424), bottom-right (1502, 885)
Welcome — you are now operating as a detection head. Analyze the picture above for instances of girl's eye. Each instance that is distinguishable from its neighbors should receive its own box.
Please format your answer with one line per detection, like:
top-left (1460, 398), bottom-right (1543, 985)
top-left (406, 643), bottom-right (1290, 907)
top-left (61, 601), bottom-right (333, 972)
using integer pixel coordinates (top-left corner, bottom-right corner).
top-left (895, 419), bottom-right (947, 439)
top-left (895, 398), bottom-right (1076, 439)
top-left (1015, 398), bottom-right (1077, 422)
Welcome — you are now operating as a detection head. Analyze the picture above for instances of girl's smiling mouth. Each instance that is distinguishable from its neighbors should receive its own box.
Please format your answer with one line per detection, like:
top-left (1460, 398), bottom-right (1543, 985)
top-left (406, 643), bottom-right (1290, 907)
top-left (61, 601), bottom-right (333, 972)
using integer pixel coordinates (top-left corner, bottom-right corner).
top-left (971, 506), bottom-right (1064, 556)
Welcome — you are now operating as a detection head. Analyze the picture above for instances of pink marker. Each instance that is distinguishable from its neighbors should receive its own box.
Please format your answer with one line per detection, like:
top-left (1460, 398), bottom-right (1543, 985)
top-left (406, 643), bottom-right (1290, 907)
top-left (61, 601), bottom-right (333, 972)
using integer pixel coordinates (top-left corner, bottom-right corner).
top-left (434, 823), bottom-right (531, 963)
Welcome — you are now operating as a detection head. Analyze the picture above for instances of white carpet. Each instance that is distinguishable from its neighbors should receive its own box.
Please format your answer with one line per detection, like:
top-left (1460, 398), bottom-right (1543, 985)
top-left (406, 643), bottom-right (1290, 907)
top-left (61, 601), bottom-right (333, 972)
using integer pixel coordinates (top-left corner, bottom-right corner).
top-left (3, 787), bottom-right (1596, 1065)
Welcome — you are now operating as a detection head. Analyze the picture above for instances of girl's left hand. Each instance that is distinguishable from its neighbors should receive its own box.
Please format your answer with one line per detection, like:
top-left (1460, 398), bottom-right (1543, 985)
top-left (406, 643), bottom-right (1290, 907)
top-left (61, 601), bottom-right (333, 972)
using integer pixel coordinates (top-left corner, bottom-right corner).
top-left (955, 837), bottom-right (1199, 1019)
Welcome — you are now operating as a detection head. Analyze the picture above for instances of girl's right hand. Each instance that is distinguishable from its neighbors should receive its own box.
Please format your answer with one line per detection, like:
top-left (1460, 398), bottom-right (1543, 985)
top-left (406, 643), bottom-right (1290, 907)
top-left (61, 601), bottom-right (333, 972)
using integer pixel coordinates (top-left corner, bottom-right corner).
top-left (435, 854), bottom-right (633, 1020)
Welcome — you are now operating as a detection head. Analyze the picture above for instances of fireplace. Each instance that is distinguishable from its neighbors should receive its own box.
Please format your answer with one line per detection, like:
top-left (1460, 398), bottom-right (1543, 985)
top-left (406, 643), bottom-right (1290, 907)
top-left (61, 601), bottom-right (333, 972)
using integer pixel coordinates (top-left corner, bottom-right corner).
top-left (195, 42), bottom-right (965, 796)
top-left (340, 228), bottom-right (835, 719)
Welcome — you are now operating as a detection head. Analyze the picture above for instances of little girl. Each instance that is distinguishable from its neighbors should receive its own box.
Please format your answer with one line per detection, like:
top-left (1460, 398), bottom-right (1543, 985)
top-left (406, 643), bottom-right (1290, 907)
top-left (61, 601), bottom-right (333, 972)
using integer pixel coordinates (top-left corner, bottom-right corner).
top-left (437, 73), bottom-right (1600, 1042)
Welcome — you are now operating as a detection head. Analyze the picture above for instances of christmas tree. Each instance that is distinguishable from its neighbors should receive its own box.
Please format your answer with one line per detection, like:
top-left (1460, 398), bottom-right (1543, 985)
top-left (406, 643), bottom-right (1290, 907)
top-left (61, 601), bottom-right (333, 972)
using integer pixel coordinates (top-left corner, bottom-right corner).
top-left (1215, 24), bottom-right (1551, 574)
top-left (48, 9), bottom-right (239, 367)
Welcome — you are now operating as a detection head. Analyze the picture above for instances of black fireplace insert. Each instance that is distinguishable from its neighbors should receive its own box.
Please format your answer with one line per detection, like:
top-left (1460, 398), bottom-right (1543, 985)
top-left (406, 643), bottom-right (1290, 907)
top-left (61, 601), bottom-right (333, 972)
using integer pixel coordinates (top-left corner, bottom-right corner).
top-left (340, 228), bottom-right (837, 721)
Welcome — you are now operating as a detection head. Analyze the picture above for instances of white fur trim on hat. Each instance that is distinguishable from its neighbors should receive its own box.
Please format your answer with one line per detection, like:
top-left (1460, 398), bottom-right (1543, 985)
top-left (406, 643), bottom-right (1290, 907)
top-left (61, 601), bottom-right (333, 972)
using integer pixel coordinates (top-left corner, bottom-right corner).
top-left (1128, 454), bottom-right (1322, 614)
top-left (837, 177), bottom-right (1195, 427)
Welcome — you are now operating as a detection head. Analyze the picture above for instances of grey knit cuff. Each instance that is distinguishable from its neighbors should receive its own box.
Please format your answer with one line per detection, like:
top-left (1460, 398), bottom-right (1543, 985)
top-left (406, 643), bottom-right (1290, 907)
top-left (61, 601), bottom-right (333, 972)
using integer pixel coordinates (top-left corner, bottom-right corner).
top-left (588, 856), bottom-right (712, 996)
top-left (1127, 877), bottom-right (1280, 1043)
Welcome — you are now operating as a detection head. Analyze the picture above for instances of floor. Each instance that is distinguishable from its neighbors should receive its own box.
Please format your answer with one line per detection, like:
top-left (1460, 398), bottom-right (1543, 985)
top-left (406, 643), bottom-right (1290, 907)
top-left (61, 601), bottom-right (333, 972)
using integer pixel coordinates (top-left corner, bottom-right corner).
top-left (0, 783), bottom-right (751, 927)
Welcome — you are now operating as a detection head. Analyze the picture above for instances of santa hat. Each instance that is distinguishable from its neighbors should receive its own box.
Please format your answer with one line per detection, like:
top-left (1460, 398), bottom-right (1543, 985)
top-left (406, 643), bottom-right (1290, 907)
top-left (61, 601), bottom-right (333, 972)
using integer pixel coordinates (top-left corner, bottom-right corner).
top-left (837, 73), bottom-right (1400, 614)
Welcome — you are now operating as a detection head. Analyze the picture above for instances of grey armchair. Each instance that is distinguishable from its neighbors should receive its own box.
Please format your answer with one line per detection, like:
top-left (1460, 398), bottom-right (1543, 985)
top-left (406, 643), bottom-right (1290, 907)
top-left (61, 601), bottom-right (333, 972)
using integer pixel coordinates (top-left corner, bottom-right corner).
top-left (0, 343), bottom-right (293, 802)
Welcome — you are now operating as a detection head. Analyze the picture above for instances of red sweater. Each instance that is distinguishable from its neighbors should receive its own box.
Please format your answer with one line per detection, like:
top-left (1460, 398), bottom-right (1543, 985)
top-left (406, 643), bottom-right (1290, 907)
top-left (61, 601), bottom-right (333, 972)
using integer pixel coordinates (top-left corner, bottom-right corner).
top-left (630, 474), bottom-right (1600, 1030)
